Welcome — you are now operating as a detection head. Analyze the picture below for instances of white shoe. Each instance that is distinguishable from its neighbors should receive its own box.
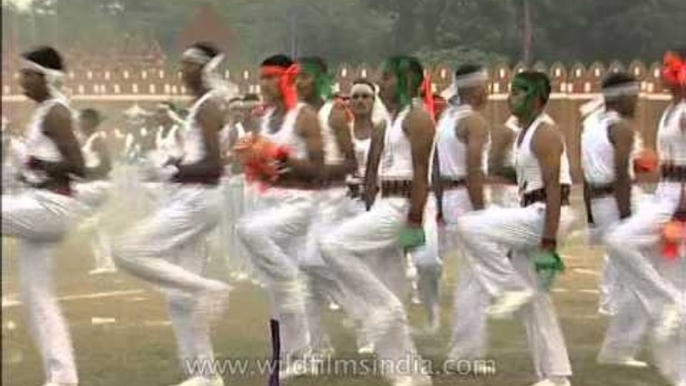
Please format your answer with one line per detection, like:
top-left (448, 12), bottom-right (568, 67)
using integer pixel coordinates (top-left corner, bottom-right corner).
top-left (278, 357), bottom-right (319, 381)
top-left (597, 356), bottom-right (649, 368)
top-left (171, 376), bottom-right (224, 386)
top-left (43, 383), bottom-right (78, 386)
top-left (530, 378), bottom-right (571, 386)
top-left (392, 374), bottom-right (432, 386)
top-left (654, 305), bottom-right (683, 342)
top-left (88, 266), bottom-right (117, 275)
top-left (357, 342), bottom-right (375, 355)
top-left (488, 291), bottom-right (533, 319)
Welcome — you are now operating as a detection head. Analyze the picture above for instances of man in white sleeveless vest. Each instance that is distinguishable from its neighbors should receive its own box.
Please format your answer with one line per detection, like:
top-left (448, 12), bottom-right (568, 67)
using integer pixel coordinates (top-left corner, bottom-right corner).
top-left (295, 56), bottom-right (359, 357)
top-left (455, 71), bottom-right (575, 386)
top-left (320, 55), bottom-right (435, 386)
top-left (606, 49), bottom-right (686, 386)
top-left (2, 46), bottom-right (88, 386)
top-left (112, 42), bottom-right (232, 386)
top-left (72, 108), bottom-right (117, 275)
top-left (347, 77), bottom-right (409, 354)
top-left (235, 54), bottom-right (324, 380)
top-left (580, 73), bottom-right (652, 368)
top-left (433, 64), bottom-right (493, 363)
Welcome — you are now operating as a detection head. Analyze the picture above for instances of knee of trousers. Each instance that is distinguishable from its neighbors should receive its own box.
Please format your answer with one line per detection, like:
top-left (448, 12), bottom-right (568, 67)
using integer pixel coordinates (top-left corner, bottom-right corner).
top-left (455, 214), bottom-right (480, 242)
top-left (236, 217), bottom-right (272, 247)
top-left (318, 234), bottom-right (347, 267)
top-left (604, 226), bottom-right (634, 256)
top-left (111, 236), bottom-right (145, 269)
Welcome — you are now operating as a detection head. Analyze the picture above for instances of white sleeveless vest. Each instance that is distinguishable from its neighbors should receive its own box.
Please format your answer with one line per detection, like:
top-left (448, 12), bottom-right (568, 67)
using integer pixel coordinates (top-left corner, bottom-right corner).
top-left (181, 92), bottom-right (216, 165)
top-left (436, 104), bottom-right (489, 179)
top-left (82, 132), bottom-right (105, 168)
top-left (260, 103), bottom-right (308, 160)
top-left (515, 113), bottom-right (572, 194)
top-left (380, 106), bottom-right (413, 180)
top-left (657, 100), bottom-right (686, 166)
top-left (318, 100), bottom-right (344, 165)
top-left (581, 110), bottom-right (629, 185)
top-left (23, 98), bottom-right (73, 183)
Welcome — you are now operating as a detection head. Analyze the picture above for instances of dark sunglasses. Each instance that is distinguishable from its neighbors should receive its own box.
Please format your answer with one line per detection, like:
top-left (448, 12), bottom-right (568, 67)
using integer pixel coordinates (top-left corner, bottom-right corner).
top-left (351, 93), bottom-right (373, 100)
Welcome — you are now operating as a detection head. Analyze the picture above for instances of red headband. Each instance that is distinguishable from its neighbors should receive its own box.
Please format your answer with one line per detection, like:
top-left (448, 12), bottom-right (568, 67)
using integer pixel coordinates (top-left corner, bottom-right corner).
top-left (663, 52), bottom-right (686, 88)
top-left (261, 64), bottom-right (300, 110)
top-left (422, 76), bottom-right (435, 123)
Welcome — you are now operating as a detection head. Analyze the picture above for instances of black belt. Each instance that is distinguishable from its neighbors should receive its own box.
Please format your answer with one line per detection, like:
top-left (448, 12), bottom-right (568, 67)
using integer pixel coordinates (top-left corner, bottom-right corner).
top-left (381, 180), bottom-right (412, 198)
top-left (588, 183), bottom-right (615, 199)
top-left (29, 178), bottom-right (73, 197)
top-left (522, 184), bottom-right (571, 207)
top-left (661, 164), bottom-right (686, 182)
top-left (439, 178), bottom-right (467, 190)
top-left (174, 175), bottom-right (221, 186)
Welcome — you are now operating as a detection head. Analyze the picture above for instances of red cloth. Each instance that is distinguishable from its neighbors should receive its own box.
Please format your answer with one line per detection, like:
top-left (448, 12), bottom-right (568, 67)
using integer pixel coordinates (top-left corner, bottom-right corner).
top-left (633, 149), bottom-right (659, 173)
top-left (663, 52), bottom-right (686, 88)
top-left (260, 65), bottom-right (300, 110)
top-left (234, 134), bottom-right (290, 190)
top-left (662, 221), bottom-right (684, 260)
top-left (422, 76), bottom-right (435, 123)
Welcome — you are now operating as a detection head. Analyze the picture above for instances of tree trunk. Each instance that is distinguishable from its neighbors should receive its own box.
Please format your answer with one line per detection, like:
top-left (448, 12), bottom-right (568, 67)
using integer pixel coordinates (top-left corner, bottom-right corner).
top-left (516, 0), bottom-right (534, 67)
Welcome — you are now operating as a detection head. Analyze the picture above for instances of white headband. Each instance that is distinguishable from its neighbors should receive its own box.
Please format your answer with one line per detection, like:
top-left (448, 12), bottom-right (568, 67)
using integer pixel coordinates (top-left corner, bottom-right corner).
top-left (351, 83), bottom-right (375, 96)
top-left (182, 48), bottom-right (214, 65)
top-left (441, 69), bottom-right (489, 105)
top-left (453, 70), bottom-right (489, 88)
top-left (602, 82), bottom-right (640, 99)
top-left (20, 58), bottom-right (66, 79)
top-left (182, 47), bottom-right (238, 101)
top-left (20, 58), bottom-right (68, 101)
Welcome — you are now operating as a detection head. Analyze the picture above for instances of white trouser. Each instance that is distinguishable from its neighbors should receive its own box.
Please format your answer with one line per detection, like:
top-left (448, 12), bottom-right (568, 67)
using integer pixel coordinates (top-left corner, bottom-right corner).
top-left (112, 184), bottom-right (226, 376)
top-left (488, 184), bottom-right (521, 208)
top-left (300, 187), bottom-right (355, 352)
top-left (439, 188), bottom-right (492, 360)
top-left (605, 183), bottom-right (683, 320)
top-left (343, 197), bottom-right (408, 351)
top-left (320, 197), bottom-right (424, 379)
top-left (218, 175), bottom-right (251, 275)
top-left (653, 254), bottom-right (686, 386)
top-left (409, 196), bottom-right (442, 324)
top-left (2, 189), bottom-right (88, 384)
top-left (113, 185), bottom-right (225, 293)
top-left (74, 180), bottom-right (115, 270)
top-left (456, 203), bottom-right (576, 379)
top-left (237, 189), bottom-right (316, 356)
top-left (591, 196), bottom-right (650, 361)
top-left (346, 196), bottom-right (409, 300)
top-left (164, 243), bottom-right (216, 377)
top-left (605, 182), bottom-right (685, 385)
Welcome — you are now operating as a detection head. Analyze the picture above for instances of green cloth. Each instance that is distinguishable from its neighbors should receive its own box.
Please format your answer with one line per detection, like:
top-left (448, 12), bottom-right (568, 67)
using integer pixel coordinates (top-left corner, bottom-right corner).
top-left (534, 250), bottom-right (565, 291)
top-left (399, 226), bottom-right (426, 250)
top-left (299, 62), bottom-right (333, 101)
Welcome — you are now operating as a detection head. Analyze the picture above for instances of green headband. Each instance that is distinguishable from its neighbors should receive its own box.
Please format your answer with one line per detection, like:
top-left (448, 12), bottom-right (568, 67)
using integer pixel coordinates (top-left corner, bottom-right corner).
top-left (511, 75), bottom-right (548, 118)
top-left (383, 57), bottom-right (423, 108)
top-left (300, 62), bottom-right (334, 101)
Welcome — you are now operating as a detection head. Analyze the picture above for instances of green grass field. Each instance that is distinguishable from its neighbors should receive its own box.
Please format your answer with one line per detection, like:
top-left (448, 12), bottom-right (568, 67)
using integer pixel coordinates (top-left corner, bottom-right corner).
top-left (1, 197), bottom-right (675, 386)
